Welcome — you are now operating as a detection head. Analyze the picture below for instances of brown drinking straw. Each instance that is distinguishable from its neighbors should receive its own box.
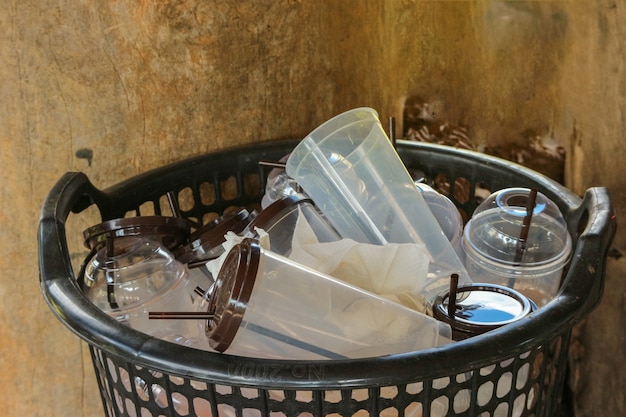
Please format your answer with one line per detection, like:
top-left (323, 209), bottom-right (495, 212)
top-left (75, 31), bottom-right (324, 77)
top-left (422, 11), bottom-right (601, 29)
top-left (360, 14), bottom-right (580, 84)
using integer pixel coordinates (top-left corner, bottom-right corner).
top-left (448, 273), bottom-right (460, 320)
top-left (514, 188), bottom-right (538, 266)
top-left (509, 188), bottom-right (538, 288)
top-left (149, 312), bottom-right (215, 320)
top-left (105, 236), bottom-right (119, 309)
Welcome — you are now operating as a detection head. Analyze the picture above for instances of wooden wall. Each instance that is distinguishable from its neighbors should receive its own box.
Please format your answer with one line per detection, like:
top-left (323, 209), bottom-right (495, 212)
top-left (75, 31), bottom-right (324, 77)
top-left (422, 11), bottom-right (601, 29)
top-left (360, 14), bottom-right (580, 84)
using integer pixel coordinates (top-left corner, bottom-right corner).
top-left (1, 1), bottom-right (623, 416)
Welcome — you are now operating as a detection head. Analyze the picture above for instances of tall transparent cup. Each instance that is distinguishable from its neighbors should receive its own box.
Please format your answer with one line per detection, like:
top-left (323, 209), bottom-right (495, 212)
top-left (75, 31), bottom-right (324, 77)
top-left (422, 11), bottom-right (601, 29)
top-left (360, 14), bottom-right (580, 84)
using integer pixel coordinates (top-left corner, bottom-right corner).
top-left (203, 238), bottom-right (452, 360)
top-left (285, 108), bottom-right (471, 301)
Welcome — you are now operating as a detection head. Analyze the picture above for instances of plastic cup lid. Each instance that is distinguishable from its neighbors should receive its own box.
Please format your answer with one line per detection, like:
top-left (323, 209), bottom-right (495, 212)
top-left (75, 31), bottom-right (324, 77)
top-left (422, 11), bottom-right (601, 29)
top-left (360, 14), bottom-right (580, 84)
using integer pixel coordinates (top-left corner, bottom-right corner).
top-left (174, 209), bottom-right (252, 265)
top-left (83, 216), bottom-right (191, 251)
top-left (246, 194), bottom-right (312, 231)
top-left (433, 284), bottom-right (534, 338)
top-left (204, 238), bottom-right (261, 352)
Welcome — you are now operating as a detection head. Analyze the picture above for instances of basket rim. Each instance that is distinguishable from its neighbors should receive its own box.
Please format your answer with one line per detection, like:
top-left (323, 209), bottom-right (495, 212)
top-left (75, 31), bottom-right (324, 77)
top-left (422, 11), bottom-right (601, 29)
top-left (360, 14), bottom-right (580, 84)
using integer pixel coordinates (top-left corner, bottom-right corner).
top-left (38, 140), bottom-right (614, 389)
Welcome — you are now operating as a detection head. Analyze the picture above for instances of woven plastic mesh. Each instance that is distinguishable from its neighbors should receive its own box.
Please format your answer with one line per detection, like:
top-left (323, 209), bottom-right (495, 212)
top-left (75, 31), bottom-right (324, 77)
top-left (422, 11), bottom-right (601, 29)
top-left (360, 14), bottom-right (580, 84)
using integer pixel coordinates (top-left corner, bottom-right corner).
top-left (90, 331), bottom-right (568, 417)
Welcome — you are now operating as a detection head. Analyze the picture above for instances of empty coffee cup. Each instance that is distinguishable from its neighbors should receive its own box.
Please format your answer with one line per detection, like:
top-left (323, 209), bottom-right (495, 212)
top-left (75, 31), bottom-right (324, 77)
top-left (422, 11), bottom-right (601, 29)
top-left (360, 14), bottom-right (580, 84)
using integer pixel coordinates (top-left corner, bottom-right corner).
top-left (462, 188), bottom-right (572, 307)
top-left (202, 238), bottom-right (452, 360)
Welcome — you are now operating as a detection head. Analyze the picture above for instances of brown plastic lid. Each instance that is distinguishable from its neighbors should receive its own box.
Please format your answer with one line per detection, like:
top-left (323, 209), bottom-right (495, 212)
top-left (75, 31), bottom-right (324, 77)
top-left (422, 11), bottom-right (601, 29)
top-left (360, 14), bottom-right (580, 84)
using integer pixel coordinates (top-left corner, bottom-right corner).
top-left (432, 283), bottom-right (534, 341)
top-left (204, 238), bottom-right (261, 352)
top-left (247, 194), bottom-right (311, 232)
top-left (83, 216), bottom-right (191, 251)
top-left (174, 209), bottom-right (252, 265)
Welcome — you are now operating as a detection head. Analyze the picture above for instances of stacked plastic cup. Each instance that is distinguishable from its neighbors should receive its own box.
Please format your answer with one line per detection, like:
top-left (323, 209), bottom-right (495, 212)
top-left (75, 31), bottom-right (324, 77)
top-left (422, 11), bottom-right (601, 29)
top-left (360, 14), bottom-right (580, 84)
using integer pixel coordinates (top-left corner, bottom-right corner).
top-left (285, 107), bottom-right (471, 302)
top-left (82, 236), bottom-right (206, 344)
top-left (201, 238), bottom-right (452, 360)
top-left (246, 195), bottom-right (341, 256)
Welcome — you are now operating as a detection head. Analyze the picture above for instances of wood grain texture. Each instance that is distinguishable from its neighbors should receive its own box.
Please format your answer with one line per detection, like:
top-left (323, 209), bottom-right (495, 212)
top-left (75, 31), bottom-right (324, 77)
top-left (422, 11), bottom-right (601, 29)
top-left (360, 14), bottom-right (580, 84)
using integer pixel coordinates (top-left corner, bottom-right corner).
top-left (1, 1), bottom-right (623, 416)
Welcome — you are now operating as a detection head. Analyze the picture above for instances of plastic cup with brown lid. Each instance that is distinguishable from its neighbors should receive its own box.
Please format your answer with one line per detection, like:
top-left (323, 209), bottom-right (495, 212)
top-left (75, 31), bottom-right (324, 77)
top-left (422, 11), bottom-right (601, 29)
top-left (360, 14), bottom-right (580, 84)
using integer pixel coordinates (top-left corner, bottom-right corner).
top-left (202, 238), bottom-right (452, 360)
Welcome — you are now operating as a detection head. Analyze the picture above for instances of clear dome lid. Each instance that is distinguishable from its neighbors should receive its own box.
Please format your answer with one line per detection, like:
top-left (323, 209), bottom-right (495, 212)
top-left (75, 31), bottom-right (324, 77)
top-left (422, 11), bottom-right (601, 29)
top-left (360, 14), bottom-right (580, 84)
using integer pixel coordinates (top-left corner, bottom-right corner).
top-left (464, 188), bottom-right (571, 266)
top-left (83, 236), bottom-right (187, 313)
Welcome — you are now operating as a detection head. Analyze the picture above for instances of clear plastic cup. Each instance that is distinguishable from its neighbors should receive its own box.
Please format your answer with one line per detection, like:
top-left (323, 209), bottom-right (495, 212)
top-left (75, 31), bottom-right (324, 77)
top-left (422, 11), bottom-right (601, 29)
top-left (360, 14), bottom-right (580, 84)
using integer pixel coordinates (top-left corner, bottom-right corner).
top-left (260, 154), bottom-right (302, 209)
top-left (462, 188), bottom-right (572, 306)
top-left (202, 238), bottom-right (452, 360)
top-left (285, 107), bottom-right (471, 301)
top-left (82, 236), bottom-right (202, 339)
top-left (416, 183), bottom-right (464, 260)
top-left (246, 195), bottom-right (341, 256)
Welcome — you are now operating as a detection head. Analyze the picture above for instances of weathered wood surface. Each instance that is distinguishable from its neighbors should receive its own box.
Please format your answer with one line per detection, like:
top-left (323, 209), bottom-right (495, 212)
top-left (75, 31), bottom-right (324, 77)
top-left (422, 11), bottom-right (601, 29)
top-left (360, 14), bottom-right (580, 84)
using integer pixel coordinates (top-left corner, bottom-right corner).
top-left (1, 1), bottom-right (623, 416)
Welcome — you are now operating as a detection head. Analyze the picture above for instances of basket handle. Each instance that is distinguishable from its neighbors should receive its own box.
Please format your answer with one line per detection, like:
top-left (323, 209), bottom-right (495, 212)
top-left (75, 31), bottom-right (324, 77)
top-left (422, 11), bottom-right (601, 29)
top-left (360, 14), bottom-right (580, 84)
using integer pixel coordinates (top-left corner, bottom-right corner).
top-left (38, 172), bottom-right (106, 293)
top-left (560, 186), bottom-right (616, 320)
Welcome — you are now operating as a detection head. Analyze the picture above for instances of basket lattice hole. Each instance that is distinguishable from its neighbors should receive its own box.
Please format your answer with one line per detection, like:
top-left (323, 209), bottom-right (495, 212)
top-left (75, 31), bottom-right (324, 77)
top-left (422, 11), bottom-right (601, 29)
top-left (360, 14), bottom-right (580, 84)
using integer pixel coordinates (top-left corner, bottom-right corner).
top-left (379, 406), bottom-right (396, 416)
top-left (178, 187), bottom-right (196, 212)
top-left (107, 358), bottom-right (119, 382)
top-left (430, 395), bottom-right (449, 416)
top-left (516, 363), bottom-right (531, 389)
top-left (324, 390), bottom-right (342, 403)
top-left (529, 383), bottom-right (540, 409)
top-left (500, 357), bottom-right (514, 368)
top-left (477, 380), bottom-right (494, 406)
top-left (267, 389), bottom-right (285, 402)
top-left (158, 194), bottom-right (175, 216)
top-left (432, 376), bottom-right (450, 389)
top-left (133, 376), bottom-right (150, 401)
top-left (405, 382), bottom-right (422, 395)
top-left (433, 173), bottom-right (451, 196)
top-left (218, 404), bottom-right (236, 416)
top-left (171, 392), bottom-right (189, 415)
top-left (454, 389), bottom-right (471, 414)
top-left (114, 388), bottom-right (123, 412)
top-left (169, 375), bottom-right (185, 386)
top-left (480, 364), bottom-right (496, 376)
top-left (453, 177), bottom-right (472, 204)
top-left (244, 408), bottom-right (262, 417)
top-left (119, 368), bottom-right (132, 392)
top-left (494, 403), bottom-right (509, 417)
top-left (243, 173), bottom-right (262, 196)
top-left (296, 390), bottom-right (314, 403)
top-left (456, 370), bottom-right (472, 383)
top-left (215, 384), bottom-right (233, 395)
top-left (202, 212), bottom-right (220, 225)
top-left (241, 387), bottom-right (259, 399)
top-left (190, 380), bottom-right (207, 391)
top-left (152, 384), bottom-right (168, 408)
top-left (496, 372), bottom-right (513, 398)
top-left (124, 398), bottom-right (137, 417)
top-left (514, 393), bottom-right (527, 415)
top-left (475, 181), bottom-right (492, 203)
top-left (379, 386), bottom-right (397, 400)
top-left (192, 397), bottom-right (212, 416)
top-left (199, 182), bottom-right (216, 206)
top-left (405, 402), bottom-right (422, 417)
top-left (220, 176), bottom-right (238, 201)
top-left (139, 201), bottom-right (156, 216)
top-left (122, 208), bottom-right (135, 218)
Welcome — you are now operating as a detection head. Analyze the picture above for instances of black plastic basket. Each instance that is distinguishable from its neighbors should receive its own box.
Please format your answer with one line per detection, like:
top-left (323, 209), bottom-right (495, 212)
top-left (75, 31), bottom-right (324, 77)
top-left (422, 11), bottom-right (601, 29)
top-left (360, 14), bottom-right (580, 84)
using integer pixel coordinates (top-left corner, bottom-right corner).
top-left (38, 140), bottom-right (616, 417)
